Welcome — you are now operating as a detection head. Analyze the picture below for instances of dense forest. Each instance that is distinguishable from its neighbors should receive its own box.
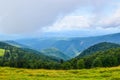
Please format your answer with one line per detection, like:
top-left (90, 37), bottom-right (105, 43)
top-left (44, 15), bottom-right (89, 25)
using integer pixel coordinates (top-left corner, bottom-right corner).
top-left (78, 42), bottom-right (120, 58)
top-left (65, 48), bottom-right (120, 69)
top-left (0, 42), bottom-right (62, 69)
top-left (0, 41), bottom-right (120, 69)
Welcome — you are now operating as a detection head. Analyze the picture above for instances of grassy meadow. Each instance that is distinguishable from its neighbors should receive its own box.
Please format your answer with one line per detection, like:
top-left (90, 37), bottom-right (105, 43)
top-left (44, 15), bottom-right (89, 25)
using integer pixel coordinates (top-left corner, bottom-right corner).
top-left (0, 66), bottom-right (120, 80)
top-left (0, 49), bottom-right (5, 56)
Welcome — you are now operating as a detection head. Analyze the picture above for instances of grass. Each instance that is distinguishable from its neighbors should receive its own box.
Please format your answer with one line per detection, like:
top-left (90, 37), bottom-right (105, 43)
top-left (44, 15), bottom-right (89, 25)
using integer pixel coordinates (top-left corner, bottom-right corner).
top-left (0, 66), bottom-right (120, 80)
top-left (0, 49), bottom-right (5, 56)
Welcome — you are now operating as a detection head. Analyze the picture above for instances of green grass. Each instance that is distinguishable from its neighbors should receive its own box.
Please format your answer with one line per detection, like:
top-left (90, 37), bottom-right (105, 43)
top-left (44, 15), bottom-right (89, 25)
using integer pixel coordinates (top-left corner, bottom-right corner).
top-left (1, 66), bottom-right (120, 80)
top-left (0, 49), bottom-right (5, 56)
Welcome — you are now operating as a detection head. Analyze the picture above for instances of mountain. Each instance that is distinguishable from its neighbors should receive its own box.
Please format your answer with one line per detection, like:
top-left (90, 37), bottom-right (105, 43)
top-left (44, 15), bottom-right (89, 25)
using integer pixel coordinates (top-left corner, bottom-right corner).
top-left (15, 33), bottom-right (120, 58)
top-left (4, 40), bottom-right (30, 48)
top-left (65, 42), bottom-right (120, 69)
top-left (0, 41), bottom-right (120, 69)
top-left (67, 47), bottom-right (120, 69)
top-left (0, 41), bottom-right (61, 69)
top-left (15, 38), bottom-right (60, 50)
top-left (41, 48), bottom-right (70, 60)
top-left (78, 42), bottom-right (120, 58)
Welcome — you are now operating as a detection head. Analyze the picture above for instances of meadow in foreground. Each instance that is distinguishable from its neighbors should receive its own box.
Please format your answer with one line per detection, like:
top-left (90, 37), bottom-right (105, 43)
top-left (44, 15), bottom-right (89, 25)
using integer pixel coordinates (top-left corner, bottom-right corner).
top-left (0, 66), bottom-right (120, 80)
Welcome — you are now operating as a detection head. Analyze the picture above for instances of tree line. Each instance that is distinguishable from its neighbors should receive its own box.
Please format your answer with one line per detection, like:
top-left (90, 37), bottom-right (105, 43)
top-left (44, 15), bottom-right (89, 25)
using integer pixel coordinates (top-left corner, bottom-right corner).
top-left (0, 42), bottom-right (120, 69)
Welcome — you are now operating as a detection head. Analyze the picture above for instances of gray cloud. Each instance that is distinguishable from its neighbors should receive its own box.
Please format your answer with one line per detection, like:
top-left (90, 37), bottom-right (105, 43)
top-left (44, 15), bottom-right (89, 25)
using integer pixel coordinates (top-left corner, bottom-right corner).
top-left (0, 0), bottom-right (85, 34)
top-left (0, 0), bottom-right (118, 35)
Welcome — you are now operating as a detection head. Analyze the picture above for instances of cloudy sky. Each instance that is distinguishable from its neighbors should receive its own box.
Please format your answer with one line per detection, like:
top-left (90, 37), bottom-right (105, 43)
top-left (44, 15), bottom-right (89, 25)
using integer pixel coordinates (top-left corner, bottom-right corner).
top-left (0, 0), bottom-right (120, 39)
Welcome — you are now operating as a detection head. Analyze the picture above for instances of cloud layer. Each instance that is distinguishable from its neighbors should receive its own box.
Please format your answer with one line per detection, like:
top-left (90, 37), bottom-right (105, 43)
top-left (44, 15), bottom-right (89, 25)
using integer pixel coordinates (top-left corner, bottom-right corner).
top-left (0, 0), bottom-right (86, 34)
top-left (43, 0), bottom-right (120, 33)
top-left (0, 0), bottom-right (119, 36)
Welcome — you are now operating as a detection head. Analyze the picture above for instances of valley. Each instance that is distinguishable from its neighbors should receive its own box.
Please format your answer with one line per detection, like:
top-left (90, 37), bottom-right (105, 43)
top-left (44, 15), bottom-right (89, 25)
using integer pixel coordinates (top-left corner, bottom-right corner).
top-left (0, 0), bottom-right (120, 80)
top-left (0, 33), bottom-right (120, 70)
top-left (15, 33), bottom-right (120, 59)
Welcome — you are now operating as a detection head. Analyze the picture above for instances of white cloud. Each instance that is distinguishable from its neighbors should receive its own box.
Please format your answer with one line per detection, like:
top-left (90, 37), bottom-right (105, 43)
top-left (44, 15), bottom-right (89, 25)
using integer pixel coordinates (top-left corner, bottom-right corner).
top-left (0, 0), bottom-right (119, 37)
top-left (97, 8), bottom-right (120, 29)
top-left (44, 3), bottom-right (120, 33)
top-left (42, 16), bottom-right (91, 32)
top-left (0, 0), bottom-right (87, 34)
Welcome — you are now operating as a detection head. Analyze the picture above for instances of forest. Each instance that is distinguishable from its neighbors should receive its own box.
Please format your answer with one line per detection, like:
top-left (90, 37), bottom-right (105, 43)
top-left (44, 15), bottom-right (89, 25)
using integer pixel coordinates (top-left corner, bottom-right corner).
top-left (0, 41), bottom-right (120, 70)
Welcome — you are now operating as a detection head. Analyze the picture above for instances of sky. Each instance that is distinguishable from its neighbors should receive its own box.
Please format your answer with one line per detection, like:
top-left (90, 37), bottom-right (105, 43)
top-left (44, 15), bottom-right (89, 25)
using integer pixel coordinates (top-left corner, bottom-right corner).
top-left (0, 0), bottom-right (120, 39)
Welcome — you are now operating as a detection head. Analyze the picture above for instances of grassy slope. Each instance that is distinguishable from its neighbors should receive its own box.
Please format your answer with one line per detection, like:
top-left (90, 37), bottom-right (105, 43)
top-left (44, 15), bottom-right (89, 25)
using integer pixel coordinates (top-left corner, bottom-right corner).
top-left (0, 49), bottom-right (5, 56)
top-left (0, 66), bottom-right (120, 80)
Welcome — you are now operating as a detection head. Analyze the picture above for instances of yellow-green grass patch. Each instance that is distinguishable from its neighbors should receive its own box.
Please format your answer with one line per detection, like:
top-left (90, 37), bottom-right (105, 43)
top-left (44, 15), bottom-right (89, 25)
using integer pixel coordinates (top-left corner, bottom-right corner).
top-left (0, 49), bottom-right (5, 56)
top-left (0, 66), bottom-right (120, 80)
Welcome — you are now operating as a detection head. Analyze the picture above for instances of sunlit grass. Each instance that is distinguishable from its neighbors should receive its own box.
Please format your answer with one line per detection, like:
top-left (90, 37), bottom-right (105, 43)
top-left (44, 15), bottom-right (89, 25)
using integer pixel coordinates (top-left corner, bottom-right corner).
top-left (0, 49), bottom-right (5, 56)
top-left (0, 66), bottom-right (120, 80)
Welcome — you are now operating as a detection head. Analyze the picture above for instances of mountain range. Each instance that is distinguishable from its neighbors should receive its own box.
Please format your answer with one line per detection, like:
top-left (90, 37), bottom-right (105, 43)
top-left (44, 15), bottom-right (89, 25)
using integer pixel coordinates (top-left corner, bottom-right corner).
top-left (0, 33), bottom-right (120, 69)
top-left (14, 33), bottom-right (120, 59)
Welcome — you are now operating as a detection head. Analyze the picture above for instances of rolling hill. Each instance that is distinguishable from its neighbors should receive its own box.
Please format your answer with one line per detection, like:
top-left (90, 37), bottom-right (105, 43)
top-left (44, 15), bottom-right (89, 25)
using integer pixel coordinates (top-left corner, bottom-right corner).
top-left (78, 42), bottom-right (120, 58)
top-left (5, 40), bottom-right (30, 48)
top-left (41, 48), bottom-right (70, 60)
top-left (15, 33), bottom-right (120, 59)
top-left (0, 41), bottom-right (60, 69)
top-left (65, 42), bottom-right (120, 69)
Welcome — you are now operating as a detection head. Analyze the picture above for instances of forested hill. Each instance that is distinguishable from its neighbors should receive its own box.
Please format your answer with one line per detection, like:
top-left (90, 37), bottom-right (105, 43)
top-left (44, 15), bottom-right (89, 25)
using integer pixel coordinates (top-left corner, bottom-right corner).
top-left (78, 42), bottom-right (120, 58)
top-left (66, 48), bottom-right (120, 69)
top-left (16, 33), bottom-right (120, 58)
top-left (0, 41), bottom-right (61, 69)
top-left (62, 42), bottom-right (120, 69)
top-left (41, 48), bottom-right (70, 60)
top-left (0, 41), bottom-right (120, 70)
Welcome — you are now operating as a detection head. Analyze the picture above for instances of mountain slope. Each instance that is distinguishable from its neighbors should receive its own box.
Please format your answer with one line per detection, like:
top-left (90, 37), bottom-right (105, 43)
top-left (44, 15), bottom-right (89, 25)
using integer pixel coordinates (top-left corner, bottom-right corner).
top-left (78, 42), bottom-right (120, 58)
top-left (41, 48), bottom-right (70, 60)
top-left (0, 41), bottom-right (60, 69)
top-left (66, 46), bottom-right (120, 69)
top-left (15, 33), bottom-right (120, 58)
top-left (4, 40), bottom-right (30, 48)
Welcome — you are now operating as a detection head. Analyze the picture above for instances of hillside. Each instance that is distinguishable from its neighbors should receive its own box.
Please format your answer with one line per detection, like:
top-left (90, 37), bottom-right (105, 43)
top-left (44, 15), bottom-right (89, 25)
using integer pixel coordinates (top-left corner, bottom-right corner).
top-left (41, 48), bottom-right (70, 60)
top-left (1, 66), bottom-right (120, 80)
top-left (5, 40), bottom-right (30, 48)
top-left (66, 47), bottom-right (120, 69)
top-left (0, 41), bottom-right (60, 69)
top-left (0, 41), bottom-right (120, 70)
top-left (15, 33), bottom-right (120, 58)
top-left (78, 42), bottom-right (120, 58)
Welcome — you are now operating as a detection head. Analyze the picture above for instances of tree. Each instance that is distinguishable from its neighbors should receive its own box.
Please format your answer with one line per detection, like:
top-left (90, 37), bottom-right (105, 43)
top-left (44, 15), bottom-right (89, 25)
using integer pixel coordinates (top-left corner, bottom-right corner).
top-left (92, 57), bottom-right (102, 68)
top-left (102, 55), bottom-right (118, 67)
top-left (77, 59), bottom-right (85, 69)
top-left (62, 62), bottom-right (71, 70)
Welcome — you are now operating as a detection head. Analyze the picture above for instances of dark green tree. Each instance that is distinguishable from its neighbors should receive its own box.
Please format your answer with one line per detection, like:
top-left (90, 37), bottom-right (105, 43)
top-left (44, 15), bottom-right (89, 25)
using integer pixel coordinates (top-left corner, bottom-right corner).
top-left (77, 59), bottom-right (85, 69)
top-left (92, 57), bottom-right (102, 68)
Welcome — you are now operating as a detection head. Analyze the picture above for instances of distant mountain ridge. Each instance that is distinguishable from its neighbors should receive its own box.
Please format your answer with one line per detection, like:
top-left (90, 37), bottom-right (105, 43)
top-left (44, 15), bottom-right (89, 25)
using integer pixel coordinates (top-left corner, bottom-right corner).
top-left (15, 33), bottom-right (120, 59)
top-left (41, 48), bottom-right (70, 60)
top-left (4, 40), bottom-right (30, 48)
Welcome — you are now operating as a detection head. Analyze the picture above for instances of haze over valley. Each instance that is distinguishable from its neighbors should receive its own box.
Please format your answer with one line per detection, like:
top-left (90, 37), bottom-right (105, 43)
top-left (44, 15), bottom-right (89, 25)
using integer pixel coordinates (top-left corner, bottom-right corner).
top-left (0, 0), bottom-right (120, 80)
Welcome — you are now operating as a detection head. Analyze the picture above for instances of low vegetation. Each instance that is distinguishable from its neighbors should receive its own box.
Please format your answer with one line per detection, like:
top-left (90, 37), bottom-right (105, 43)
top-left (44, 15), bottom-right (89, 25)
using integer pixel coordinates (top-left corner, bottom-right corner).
top-left (0, 66), bottom-right (120, 80)
top-left (0, 49), bottom-right (5, 56)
